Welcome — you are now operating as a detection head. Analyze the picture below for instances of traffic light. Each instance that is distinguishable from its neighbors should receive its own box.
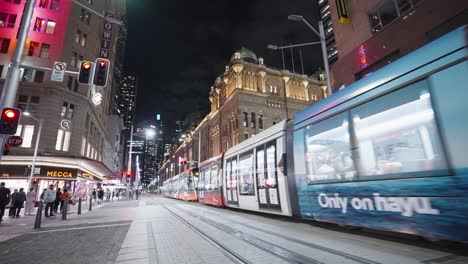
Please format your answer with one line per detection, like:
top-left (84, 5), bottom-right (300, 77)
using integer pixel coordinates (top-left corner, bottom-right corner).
top-left (126, 169), bottom-right (132, 178)
top-left (78, 61), bottom-right (93, 84)
top-left (93, 58), bottom-right (110, 87)
top-left (0, 107), bottom-right (21, 135)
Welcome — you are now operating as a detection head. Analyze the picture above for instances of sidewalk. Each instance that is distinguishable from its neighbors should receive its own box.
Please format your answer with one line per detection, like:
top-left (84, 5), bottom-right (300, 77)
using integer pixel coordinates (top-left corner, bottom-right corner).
top-left (0, 198), bottom-right (111, 242)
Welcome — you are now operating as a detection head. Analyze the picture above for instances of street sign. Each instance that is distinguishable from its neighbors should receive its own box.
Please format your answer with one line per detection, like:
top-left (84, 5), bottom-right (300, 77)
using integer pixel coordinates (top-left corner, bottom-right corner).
top-left (7, 135), bottom-right (22, 147)
top-left (51, 61), bottom-right (67, 82)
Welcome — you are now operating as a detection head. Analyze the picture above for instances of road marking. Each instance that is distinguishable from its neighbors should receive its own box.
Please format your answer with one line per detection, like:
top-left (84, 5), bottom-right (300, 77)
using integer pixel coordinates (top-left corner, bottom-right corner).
top-left (31, 222), bottom-right (131, 234)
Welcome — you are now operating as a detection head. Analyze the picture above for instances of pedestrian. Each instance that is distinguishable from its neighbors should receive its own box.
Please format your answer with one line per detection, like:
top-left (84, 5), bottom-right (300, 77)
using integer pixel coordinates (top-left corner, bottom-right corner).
top-left (59, 188), bottom-right (70, 213)
top-left (106, 188), bottom-right (111, 201)
top-left (0, 182), bottom-right (11, 222)
top-left (9, 189), bottom-right (18, 217)
top-left (40, 188), bottom-right (47, 200)
top-left (116, 190), bottom-right (120, 201)
top-left (97, 188), bottom-right (104, 204)
top-left (54, 188), bottom-right (62, 213)
top-left (43, 185), bottom-right (56, 217)
top-left (25, 187), bottom-right (36, 216)
top-left (111, 190), bottom-right (115, 201)
top-left (12, 188), bottom-right (26, 217)
top-left (92, 189), bottom-right (97, 203)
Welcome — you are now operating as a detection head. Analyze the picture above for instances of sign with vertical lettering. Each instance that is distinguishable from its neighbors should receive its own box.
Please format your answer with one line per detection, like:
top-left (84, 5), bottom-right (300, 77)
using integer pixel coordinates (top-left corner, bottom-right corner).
top-left (100, 21), bottom-right (113, 58)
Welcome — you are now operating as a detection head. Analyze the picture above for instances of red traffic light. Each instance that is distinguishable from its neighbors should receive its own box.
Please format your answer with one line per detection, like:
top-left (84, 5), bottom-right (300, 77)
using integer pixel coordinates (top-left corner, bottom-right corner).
top-left (83, 62), bottom-right (91, 70)
top-left (126, 170), bottom-right (132, 177)
top-left (4, 109), bottom-right (16, 119)
top-left (98, 60), bottom-right (106, 68)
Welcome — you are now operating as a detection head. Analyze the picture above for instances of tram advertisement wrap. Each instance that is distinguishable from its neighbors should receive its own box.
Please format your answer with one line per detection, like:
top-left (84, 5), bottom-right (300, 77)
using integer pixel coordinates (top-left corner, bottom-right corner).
top-left (295, 175), bottom-right (468, 242)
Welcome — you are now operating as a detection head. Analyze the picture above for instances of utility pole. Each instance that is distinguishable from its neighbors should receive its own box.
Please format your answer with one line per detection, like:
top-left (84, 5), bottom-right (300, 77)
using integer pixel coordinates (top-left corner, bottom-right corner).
top-left (0, 0), bottom-right (36, 161)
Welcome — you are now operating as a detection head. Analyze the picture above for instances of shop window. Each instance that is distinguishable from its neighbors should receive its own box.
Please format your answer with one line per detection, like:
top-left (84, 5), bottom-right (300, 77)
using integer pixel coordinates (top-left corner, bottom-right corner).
top-left (40, 43), bottom-right (50, 58)
top-left (46, 20), bottom-right (55, 34)
top-left (239, 152), bottom-right (254, 195)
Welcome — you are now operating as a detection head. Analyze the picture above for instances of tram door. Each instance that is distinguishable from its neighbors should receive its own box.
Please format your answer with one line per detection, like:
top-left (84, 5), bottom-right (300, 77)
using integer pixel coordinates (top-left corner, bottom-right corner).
top-left (256, 142), bottom-right (280, 209)
top-left (225, 158), bottom-right (239, 205)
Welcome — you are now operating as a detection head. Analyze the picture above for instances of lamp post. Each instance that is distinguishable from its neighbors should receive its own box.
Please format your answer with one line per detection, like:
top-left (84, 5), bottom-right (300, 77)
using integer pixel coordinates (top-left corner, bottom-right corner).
top-left (23, 112), bottom-right (43, 190)
top-left (288, 15), bottom-right (333, 96)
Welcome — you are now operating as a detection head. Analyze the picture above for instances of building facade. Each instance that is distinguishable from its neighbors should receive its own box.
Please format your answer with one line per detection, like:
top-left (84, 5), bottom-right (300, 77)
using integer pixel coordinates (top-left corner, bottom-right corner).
top-left (0, 0), bottom-right (126, 196)
top-left (158, 48), bottom-right (326, 184)
top-left (326, 0), bottom-right (467, 90)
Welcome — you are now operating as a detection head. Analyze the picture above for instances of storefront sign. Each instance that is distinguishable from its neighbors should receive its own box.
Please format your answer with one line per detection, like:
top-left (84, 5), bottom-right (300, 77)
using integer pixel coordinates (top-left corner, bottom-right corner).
top-left (100, 20), bottom-right (112, 58)
top-left (0, 165), bottom-right (29, 177)
top-left (39, 166), bottom-right (77, 179)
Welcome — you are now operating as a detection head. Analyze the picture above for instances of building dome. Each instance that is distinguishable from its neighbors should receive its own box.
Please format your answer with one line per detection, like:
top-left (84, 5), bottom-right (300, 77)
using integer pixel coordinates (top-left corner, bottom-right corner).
top-left (230, 48), bottom-right (258, 64)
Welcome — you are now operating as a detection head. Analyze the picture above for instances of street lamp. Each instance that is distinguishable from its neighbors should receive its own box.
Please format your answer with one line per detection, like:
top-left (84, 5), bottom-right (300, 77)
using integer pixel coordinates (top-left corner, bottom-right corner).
top-left (288, 14), bottom-right (333, 96)
top-left (23, 112), bottom-right (43, 190)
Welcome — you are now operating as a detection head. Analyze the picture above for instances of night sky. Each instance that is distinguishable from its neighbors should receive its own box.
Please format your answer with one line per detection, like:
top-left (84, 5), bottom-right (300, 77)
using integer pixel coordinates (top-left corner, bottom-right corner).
top-left (125, 0), bottom-right (323, 123)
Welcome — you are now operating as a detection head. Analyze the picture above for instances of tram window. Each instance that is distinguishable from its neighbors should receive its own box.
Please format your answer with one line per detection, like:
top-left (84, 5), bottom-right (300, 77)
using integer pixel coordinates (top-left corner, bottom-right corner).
top-left (256, 147), bottom-right (266, 188)
top-left (352, 80), bottom-right (448, 178)
top-left (266, 142), bottom-right (277, 187)
top-left (304, 112), bottom-right (355, 183)
top-left (230, 158), bottom-right (238, 190)
top-left (211, 164), bottom-right (219, 190)
top-left (239, 152), bottom-right (255, 195)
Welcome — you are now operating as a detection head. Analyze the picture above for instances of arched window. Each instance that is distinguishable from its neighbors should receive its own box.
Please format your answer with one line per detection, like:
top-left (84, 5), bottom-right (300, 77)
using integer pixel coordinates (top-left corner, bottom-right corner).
top-left (251, 112), bottom-right (256, 128)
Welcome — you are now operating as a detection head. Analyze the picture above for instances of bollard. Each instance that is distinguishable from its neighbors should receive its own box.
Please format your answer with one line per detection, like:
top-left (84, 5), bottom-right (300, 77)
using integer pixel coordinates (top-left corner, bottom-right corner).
top-left (34, 201), bottom-right (42, 229)
top-left (61, 200), bottom-right (68, 220)
top-left (89, 197), bottom-right (92, 211)
top-left (77, 198), bottom-right (82, 215)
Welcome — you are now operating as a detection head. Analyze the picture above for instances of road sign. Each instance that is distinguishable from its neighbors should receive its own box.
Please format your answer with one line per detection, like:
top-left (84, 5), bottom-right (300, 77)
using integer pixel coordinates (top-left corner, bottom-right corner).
top-left (7, 135), bottom-right (22, 147)
top-left (51, 61), bottom-right (67, 82)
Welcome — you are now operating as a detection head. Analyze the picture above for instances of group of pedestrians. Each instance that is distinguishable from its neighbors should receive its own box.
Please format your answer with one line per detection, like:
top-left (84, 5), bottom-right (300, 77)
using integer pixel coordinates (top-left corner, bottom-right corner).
top-left (41, 184), bottom-right (71, 217)
top-left (0, 182), bottom-right (37, 222)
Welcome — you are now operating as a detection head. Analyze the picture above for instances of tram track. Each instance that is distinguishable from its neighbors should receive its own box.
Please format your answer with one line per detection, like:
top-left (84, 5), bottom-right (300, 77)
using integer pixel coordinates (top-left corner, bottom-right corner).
top-left (161, 204), bottom-right (250, 264)
top-left (176, 203), bottom-right (382, 264)
top-left (155, 196), bottom-right (382, 264)
top-left (165, 200), bottom-right (381, 264)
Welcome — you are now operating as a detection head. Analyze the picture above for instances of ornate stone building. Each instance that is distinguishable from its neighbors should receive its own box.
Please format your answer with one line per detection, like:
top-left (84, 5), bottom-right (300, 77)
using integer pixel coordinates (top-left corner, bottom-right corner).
top-left (158, 48), bottom-right (326, 184)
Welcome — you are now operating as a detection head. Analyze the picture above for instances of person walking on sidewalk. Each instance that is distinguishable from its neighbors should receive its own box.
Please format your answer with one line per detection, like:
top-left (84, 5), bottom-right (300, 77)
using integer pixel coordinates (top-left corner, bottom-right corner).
top-left (91, 189), bottom-right (97, 204)
top-left (9, 189), bottom-right (18, 217)
top-left (54, 188), bottom-right (62, 213)
top-left (12, 188), bottom-right (26, 218)
top-left (0, 182), bottom-right (11, 222)
top-left (97, 189), bottom-right (104, 204)
top-left (43, 185), bottom-right (56, 217)
top-left (59, 188), bottom-right (70, 213)
top-left (25, 187), bottom-right (36, 216)
top-left (106, 188), bottom-right (111, 201)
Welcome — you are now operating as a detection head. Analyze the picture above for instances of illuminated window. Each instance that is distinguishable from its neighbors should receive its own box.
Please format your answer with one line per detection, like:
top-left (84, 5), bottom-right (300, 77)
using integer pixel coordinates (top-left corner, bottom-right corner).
top-left (0, 13), bottom-right (16, 28)
top-left (40, 43), bottom-right (50, 58)
top-left (27, 41), bottom-right (39, 56)
top-left (55, 129), bottom-right (64, 150)
top-left (239, 152), bottom-right (254, 195)
top-left (38, 0), bottom-right (48, 8)
top-left (0, 38), bottom-right (10, 53)
top-left (46, 20), bottom-right (55, 34)
top-left (369, 0), bottom-right (418, 33)
top-left (50, 0), bottom-right (60, 10)
top-left (75, 30), bottom-right (81, 43)
top-left (70, 52), bottom-right (77, 67)
top-left (22, 125), bottom-right (34, 148)
top-left (34, 17), bottom-right (44, 32)
top-left (80, 33), bottom-right (87, 47)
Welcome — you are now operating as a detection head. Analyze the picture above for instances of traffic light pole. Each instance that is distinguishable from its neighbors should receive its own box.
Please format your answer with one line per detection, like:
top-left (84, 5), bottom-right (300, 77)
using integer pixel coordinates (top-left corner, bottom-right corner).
top-left (26, 118), bottom-right (43, 190)
top-left (0, 0), bottom-right (36, 161)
